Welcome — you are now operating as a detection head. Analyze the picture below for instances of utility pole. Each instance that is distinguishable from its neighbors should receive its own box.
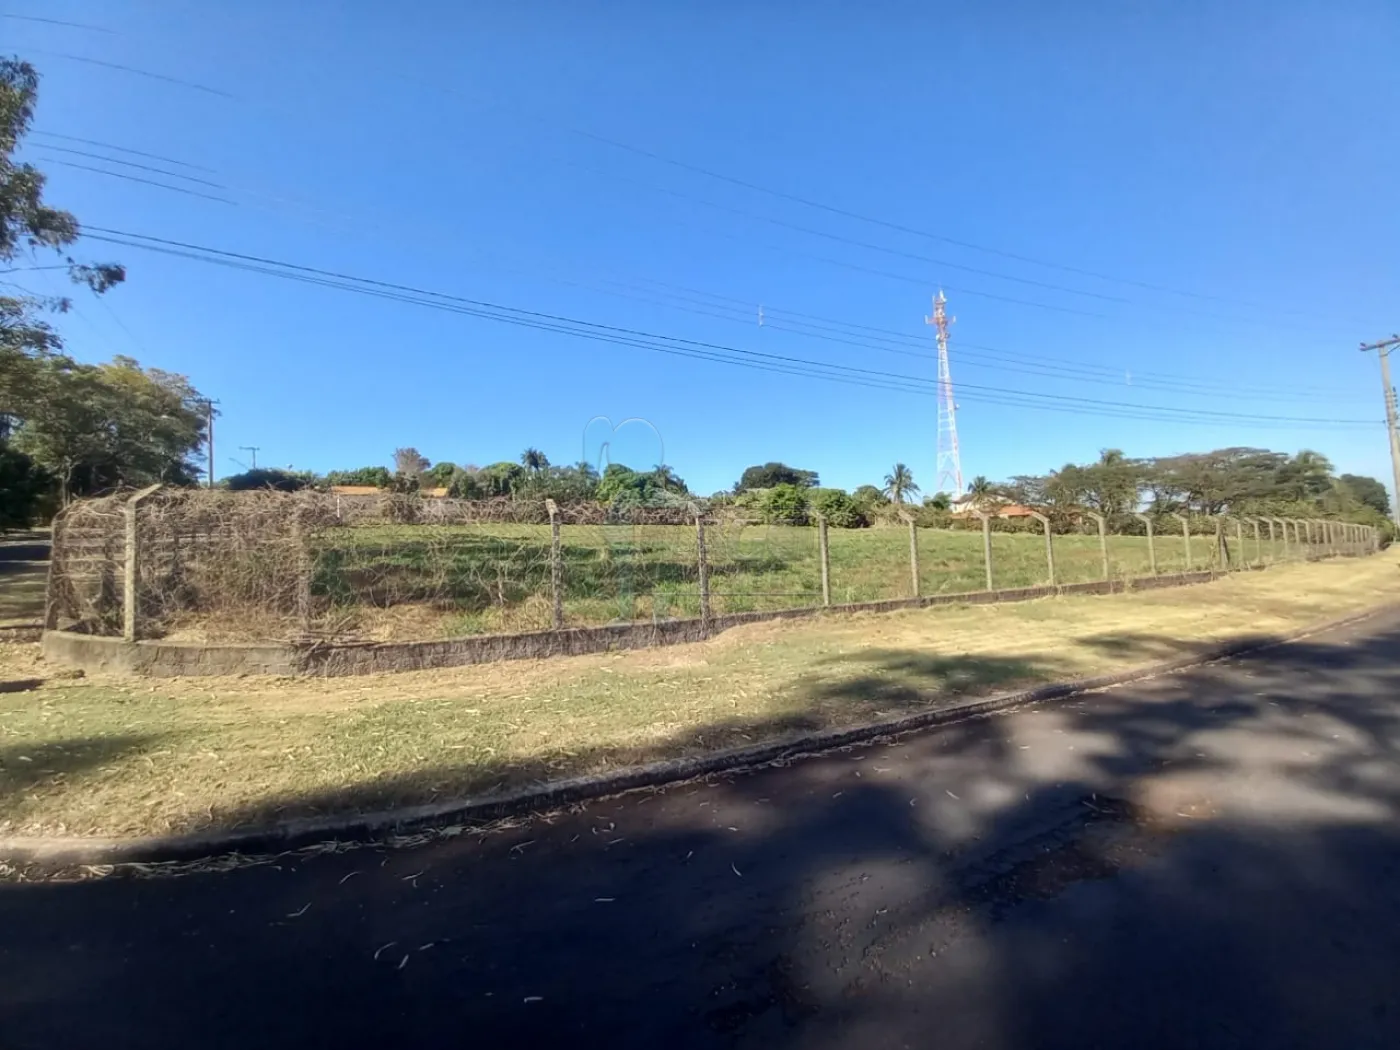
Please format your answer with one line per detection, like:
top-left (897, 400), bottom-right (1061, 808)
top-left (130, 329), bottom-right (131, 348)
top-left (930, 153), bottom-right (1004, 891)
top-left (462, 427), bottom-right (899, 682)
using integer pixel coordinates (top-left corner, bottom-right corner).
top-left (1359, 335), bottom-right (1400, 527)
top-left (239, 446), bottom-right (261, 470)
top-left (200, 399), bottom-right (220, 488)
top-left (926, 290), bottom-right (963, 498)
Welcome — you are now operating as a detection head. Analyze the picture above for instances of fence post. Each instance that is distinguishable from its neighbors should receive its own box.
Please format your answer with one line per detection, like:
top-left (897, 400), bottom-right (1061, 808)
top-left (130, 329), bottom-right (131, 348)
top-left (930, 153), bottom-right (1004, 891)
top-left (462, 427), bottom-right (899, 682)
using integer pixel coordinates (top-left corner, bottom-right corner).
top-left (1213, 517), bottom-right (1226, 570)
top-left (43, 507), bottom-right (68, 630)
top-left (692, 503), bottom-right (712, 629)
top-left (1289, 520), bottom-right (1306, 560)
top-left (288, 503), bottom-right (313, 636)
top-left (1249, 518), bottom-right (1261, 567)
top-left (1232, 519), bottom-right (1244, 569)
top-left (977, 511), bottom-right (994, 591)
top-left (1084, 512), bottom-right (1109, 581)
top-left (546, 499), bottom-right (564, 630)
top-left (1171, 512), bottom-right (1191, 571)
top-left (1134, 513), bottom-right (1156, 575)
top-left (817, 513), bottom-right (831, 607)
top-left (906, 514), bottom-right (920, 598)
top-left (1029, 511), bottom-right (1055, 585)
top-left (122, 484), bottom-right (162, 643)
top-left (1275, 518), bottom-right (1289, 559)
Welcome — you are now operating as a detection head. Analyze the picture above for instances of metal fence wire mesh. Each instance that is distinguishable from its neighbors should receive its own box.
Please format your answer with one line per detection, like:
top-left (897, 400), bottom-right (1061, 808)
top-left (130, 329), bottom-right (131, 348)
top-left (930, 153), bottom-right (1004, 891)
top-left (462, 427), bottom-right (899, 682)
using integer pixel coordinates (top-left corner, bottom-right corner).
top-left (45, 489), bottom-right (1374, 644)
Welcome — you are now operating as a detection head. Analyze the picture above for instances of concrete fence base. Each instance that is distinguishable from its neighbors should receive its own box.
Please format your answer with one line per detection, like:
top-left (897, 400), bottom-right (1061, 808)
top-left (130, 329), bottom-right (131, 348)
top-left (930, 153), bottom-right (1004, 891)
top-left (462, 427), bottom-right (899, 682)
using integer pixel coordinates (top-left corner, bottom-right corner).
top-left (40, 567), bottom-right (1242, 678)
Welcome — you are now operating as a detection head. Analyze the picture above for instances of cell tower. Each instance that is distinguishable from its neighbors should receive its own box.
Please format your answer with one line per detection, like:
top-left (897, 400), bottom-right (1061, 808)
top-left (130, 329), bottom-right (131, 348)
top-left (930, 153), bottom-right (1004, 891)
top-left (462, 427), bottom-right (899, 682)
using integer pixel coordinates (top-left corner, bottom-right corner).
top-left (926, 290), bottom-right (963, 497)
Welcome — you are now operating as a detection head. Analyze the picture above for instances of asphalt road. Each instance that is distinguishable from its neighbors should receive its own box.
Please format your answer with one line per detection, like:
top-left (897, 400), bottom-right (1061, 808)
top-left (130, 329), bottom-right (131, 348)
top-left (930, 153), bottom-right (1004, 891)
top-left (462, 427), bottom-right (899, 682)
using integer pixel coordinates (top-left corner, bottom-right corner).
top-left (6, 610), bottom-right (1400, 1049)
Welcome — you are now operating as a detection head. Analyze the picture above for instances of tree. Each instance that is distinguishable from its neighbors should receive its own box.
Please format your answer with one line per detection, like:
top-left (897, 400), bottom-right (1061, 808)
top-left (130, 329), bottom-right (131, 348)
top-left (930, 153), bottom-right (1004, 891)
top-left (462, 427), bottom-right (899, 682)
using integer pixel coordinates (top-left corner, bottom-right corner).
top-left (810, 488), bottom-right (864, 527)
top-left (1, 58), bottom-right (133, 505)
top-left (1275, 450), bottom-right (1334, 503)
top-left (224, 468), bottom-right (311, 492)
top-left (326, 466), bottom-right (392, 488)
top-left (0, 60), bottom-right (123, 395)
top-left (650, 463), bottom-right (687, 494)
top-left (520, 447), bottom-right (549, 475)
top-left (882, 463), bottom-right (920, 504)
top-left (924, 491), bottom-right (953, 512)
top-left (734, 462), bottom-right (819, 492)
top-left (1338, 474), bottom-right (1391, 517)
top-left (393, 448), bottom-right (430, 477)
top-left (852, 484), bottom-right (888, 508)
top-left (761, 483), bottom-right (810, 525)
top-left (13, 354), bottom-right (207, 501)
top-left (0, 443), bottom-right (49, 528)
top-left (966, 475), bottom-right (995, 509)
top-left (423, 461), bottom-right (457, 488)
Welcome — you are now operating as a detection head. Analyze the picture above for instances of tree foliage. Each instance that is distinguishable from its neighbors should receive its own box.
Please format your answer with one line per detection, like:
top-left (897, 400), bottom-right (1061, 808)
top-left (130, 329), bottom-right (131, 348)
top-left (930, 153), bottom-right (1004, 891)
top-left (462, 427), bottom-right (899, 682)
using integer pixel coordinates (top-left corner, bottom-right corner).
top-left (12, 355), bottom-right (207, 500)
top-left (325, 466), bottom-right (392, 488)
top-left (810, 487), bottom-right (864, 527)
top-left (224, 468), bottom-right (311, 492)
top-left (986, 447), bottom-right (1389, 530)
top-left (882, 463), bottom-right (919, 504)
top-left (760, 483), bottom-right (810, 525)
top-left (0, 59), bottom-right (199, 518)
top-left (734, 462), bottom-right (819, 492)
top-left (1338, 474), bottom-right (1391, 517)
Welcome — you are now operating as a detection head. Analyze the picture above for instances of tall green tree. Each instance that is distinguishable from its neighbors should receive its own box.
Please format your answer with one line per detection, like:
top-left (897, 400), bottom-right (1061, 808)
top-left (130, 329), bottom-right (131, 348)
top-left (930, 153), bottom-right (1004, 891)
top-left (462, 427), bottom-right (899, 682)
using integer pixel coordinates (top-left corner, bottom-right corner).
top-left (734, 462), bottom-right (819, 492)
top-left (13, 355), bottom-right (206, 500)
top-left (1338, 474), bottom-right (1391, 517)
top-left (520, 447), bottom-right (549, 475)
top-left (883, 463), bottom-right (920, 504)
top-left (1, 57), bottom-right (132, 512)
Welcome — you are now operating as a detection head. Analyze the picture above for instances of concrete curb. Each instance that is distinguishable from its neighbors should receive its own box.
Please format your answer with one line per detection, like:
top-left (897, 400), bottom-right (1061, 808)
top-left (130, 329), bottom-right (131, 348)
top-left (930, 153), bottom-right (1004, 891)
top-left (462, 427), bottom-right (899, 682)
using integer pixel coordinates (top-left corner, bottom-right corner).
top-left (3, 599), bottom-right (1395, 871)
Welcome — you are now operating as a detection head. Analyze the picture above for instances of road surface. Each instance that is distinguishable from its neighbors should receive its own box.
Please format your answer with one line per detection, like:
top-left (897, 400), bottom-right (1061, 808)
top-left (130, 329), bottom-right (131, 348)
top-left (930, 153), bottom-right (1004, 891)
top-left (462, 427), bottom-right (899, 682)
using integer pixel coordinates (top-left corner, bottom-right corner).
top-left (5, 609), bottom-right (1400, 1048)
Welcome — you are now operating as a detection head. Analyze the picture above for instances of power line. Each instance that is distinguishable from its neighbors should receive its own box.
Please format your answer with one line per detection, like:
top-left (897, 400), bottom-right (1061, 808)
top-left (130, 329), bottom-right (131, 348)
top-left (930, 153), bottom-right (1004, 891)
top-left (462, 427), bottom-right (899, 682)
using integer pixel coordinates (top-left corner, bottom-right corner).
top-left (40, 158), bottom-right (236, 205)
top-left (25, 49), bottom-right (233, 98)
top-left (29, 130), bottom-right (216, 172)
top-left (33, 144), bottom-right (226, 188)
top-left (0, 13), bottom-right (113, 33)
top-left (82, 227), bottom-right (1379, 431)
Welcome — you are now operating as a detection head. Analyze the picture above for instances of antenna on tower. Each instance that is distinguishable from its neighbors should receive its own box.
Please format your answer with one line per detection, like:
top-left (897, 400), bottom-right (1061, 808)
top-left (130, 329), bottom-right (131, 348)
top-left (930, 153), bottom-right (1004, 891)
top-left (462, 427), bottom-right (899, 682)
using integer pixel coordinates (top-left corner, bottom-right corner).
top-left (925, 291), bottom-right (963, 497)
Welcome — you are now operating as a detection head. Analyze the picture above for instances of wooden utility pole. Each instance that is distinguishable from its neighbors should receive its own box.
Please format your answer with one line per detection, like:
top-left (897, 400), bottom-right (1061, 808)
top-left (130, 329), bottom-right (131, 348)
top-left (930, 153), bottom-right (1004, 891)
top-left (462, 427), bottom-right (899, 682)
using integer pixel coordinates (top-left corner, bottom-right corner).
top-left (1360, 335), bottom-right (1400, 526)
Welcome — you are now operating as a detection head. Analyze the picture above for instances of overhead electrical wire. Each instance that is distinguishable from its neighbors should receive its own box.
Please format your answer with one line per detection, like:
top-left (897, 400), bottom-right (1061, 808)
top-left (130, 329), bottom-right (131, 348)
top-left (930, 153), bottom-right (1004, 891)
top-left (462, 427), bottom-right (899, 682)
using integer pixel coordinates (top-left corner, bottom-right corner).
top-left (39, 158), bottom-right (236, 205)
top-left (26, 130), bottom-right (1357, 399)
top-left (29, 130), bottom-right (216, 172)
top-left (36, 144), bottom-right (226, 188)
top-left (82, 227), bottom-right (1378, 431)
top-left (30, 53), bottom-right (1368, 329)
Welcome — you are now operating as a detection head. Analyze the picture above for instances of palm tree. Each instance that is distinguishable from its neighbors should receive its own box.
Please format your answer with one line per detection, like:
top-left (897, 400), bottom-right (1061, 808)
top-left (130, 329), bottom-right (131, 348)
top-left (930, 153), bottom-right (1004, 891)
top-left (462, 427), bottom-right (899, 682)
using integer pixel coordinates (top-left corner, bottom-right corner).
top-left (883, 463), bottom-right (920, 504)
top-left (966, 475), bottom-right (994, 509)
top-left (651, 463), bottom-right (683, 493)
top-left (520, 447), bottom-right (550, 475)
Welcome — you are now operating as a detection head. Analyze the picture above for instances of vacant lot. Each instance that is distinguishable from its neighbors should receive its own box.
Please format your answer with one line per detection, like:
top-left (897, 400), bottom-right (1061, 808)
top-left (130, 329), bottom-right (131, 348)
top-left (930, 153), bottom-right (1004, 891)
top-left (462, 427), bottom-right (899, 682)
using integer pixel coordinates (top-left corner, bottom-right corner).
top-left (303, 522), bottom-right (1275, 639)
top-left (1, 551), bottom-right (1386, 839)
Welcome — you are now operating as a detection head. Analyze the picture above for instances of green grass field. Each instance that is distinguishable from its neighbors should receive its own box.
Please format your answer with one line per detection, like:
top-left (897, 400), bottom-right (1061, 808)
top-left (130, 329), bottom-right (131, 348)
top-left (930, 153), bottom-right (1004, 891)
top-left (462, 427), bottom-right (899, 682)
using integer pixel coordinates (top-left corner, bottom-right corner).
top-left (304, 522), bottom-right (1291, 639)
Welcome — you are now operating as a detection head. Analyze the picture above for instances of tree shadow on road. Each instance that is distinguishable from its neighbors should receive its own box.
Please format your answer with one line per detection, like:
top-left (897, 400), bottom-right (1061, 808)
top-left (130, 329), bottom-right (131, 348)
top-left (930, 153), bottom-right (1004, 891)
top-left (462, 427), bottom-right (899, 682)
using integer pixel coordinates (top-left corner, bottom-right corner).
top-left (4, 618), bottom-right (1400, 1048)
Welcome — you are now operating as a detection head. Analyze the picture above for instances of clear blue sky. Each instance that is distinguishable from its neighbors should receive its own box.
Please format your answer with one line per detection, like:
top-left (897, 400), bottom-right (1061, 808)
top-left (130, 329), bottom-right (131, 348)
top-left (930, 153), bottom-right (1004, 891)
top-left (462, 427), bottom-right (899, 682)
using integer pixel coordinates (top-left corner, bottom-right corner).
top-left (7, 2), bottom-right (1399, 496)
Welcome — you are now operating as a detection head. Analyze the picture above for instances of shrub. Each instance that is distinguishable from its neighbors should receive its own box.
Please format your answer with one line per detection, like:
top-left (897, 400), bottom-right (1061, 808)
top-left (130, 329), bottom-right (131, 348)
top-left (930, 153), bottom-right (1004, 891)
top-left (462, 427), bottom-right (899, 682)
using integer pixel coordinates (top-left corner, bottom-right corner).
top-left (809, 488), bottom-right (865, 528)
top-left (761, 483), bottom-right (810, 525)
top-left (224, 468), bottom-right (311, 492)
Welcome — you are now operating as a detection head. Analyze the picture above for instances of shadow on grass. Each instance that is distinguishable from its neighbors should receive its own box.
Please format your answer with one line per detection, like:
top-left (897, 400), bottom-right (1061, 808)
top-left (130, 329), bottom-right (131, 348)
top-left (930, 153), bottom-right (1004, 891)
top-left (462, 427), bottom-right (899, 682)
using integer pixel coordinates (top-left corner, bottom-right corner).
top-left (7, 615), bottom-right (1400, 1047)
top-left (0, 735), bottom-right (164, 813)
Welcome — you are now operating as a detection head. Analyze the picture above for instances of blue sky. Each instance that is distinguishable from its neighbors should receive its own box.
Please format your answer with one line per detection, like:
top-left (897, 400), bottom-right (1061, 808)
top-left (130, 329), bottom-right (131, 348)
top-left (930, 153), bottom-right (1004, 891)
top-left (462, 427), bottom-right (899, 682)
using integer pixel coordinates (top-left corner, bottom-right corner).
top-left (7, 2), bottom-right (1399, 495)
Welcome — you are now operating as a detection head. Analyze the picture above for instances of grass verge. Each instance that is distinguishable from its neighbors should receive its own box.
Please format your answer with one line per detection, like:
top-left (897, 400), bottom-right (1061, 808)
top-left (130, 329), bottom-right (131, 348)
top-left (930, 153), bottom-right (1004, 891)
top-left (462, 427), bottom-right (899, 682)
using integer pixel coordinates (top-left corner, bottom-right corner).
top-left (2, 553), bottom-right (1395, 839)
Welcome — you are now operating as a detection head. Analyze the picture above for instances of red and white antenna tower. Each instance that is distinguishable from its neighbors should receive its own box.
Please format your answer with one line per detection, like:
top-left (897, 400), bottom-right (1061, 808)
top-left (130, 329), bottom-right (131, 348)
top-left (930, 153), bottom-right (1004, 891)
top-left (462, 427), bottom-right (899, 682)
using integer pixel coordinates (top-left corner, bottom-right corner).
top-left (926, 290), bottom-right (963, 496)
